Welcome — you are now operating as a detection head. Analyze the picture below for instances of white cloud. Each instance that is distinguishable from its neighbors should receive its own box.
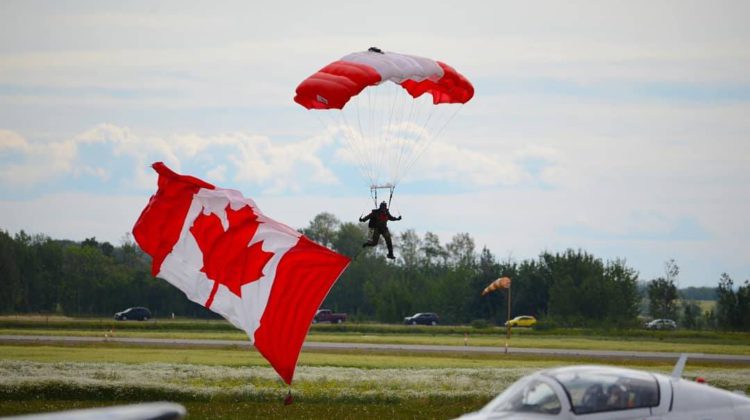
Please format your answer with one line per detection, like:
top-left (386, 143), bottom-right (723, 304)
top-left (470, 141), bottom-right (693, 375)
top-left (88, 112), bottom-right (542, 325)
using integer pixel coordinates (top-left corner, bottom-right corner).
top-left (0, 130), bottom-right (29, 152)
top-left (1, 125), bottom-right (312, 192)
top-left (0, 192), bottom-right (146, 244)
top-left (2, 2), bottom-right (748, 114)
top-left (3, 123), bottom-right (552, 194)
top-left (0, 130), bottom-right (77, 186)
top-left (1, 0), bottom-right (749, 288)
top-left (407, 141), bottom-right (524, 187)
top-left (206, 164), bottom-right (227, 182)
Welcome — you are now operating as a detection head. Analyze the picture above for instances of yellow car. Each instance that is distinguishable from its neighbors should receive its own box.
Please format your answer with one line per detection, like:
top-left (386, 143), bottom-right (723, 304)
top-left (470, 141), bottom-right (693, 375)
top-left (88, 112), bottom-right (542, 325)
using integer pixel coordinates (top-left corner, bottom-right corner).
top-left (504, 315), bottom-right (537, 328)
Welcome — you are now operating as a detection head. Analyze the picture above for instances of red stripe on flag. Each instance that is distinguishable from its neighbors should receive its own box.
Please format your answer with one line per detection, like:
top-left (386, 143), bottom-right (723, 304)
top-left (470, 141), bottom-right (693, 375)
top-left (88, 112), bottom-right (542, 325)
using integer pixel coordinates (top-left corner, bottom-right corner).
top-left (253, 236), bottom-right (350, 384)
top-left (132, 162), bottom-right (215, 276)
top-left (205, 281), bottom-right (220, 308)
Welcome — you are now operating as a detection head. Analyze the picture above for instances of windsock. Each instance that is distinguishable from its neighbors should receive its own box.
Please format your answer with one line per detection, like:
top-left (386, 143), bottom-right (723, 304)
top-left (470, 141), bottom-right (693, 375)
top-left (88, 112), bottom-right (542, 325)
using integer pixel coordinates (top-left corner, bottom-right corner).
top-left (481, 277), bottom-right (511, 296)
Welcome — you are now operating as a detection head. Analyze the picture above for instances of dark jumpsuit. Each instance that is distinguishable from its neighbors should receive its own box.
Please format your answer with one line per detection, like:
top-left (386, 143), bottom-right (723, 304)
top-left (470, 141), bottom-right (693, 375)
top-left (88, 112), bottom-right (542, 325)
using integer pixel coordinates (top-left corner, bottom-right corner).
top-left (360, 207), bottom-right (401, 257)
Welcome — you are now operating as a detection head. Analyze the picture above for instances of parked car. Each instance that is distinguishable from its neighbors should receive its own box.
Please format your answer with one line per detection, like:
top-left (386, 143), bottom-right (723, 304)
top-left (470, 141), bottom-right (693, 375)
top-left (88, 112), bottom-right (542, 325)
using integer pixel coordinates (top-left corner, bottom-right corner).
top-left (645, 318), bottom-right (677, 330)
top-left (404, 312), bottom-right (439, 326)
top-left (313, 309), bottom-right (347, 324)
top-left (114, 307), bottom-right (151, 321)
top-left (504, 315), bottom-right (537, 328)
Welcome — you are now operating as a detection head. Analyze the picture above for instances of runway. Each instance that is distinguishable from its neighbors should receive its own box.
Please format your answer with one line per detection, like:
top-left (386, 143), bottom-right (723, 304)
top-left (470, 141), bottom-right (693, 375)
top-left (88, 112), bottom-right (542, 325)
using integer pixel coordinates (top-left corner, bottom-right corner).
top-left (1, 334), bottom-right (748, 364)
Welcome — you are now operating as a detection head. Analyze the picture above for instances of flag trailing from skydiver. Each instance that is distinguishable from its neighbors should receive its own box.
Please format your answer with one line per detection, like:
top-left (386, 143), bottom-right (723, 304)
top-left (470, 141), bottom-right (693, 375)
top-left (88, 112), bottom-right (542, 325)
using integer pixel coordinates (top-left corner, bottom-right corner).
top-left (481, 276), bottom-right (511, 296)
top-left (132, 162), bottom-right (350, 384)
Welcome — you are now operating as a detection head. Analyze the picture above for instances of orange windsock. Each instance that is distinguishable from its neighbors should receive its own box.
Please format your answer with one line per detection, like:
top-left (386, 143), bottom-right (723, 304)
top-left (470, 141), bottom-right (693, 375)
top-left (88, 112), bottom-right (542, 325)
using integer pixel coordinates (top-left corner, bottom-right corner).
top-left (481, 277), bottom-right (511, 296)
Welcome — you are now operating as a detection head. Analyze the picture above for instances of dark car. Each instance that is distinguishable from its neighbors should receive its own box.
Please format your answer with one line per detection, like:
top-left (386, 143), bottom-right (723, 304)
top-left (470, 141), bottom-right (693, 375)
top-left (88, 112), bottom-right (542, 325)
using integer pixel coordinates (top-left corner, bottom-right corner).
top-left (313, 309), bottom-right (347, 324)
top-left (114, 307), bottom-right (152, 321)
top-left (404, 312), bottom-right (439, 326)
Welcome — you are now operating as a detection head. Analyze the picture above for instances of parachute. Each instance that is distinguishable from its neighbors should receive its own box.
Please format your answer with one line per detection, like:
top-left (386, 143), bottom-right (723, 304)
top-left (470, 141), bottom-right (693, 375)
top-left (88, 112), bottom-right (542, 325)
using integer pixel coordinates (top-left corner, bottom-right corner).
top-left (294, 47), bottom-right (474, 206)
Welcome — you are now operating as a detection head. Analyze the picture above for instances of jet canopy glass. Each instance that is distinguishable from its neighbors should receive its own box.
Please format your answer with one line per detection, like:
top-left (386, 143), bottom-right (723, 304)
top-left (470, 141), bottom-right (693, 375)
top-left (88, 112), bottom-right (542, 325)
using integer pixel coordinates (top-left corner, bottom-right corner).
top-left (548, 366), bottom-right (660, 414)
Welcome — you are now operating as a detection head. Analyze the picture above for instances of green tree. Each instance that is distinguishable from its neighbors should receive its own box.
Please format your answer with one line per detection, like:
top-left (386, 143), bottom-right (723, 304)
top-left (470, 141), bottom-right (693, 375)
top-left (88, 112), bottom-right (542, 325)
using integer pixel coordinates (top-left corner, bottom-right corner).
top-left (681, 300), bottom-right (702, 329)
top-left (332, 222), bottom-right (368, 258)
top-left (716, 273), bottom-right (750, 331)
top-left (301, 212), bottom-right (340, 249)
top-left (604, 259), bottom-right (640, 326)
top-left (0, 230), bottom-right (22, 313)
top-left (648, 260), bottom-right (679, 319)
top-left (25, 235), bottom-right (63, 313)
top-left (446, 233), bottom-right (475, 268)
top-left (648, 278), bottom-right (678, 319)
top-left (398, 229), bottom-right (422, 269)
top-left (421, 232), bottom-right (447, 268)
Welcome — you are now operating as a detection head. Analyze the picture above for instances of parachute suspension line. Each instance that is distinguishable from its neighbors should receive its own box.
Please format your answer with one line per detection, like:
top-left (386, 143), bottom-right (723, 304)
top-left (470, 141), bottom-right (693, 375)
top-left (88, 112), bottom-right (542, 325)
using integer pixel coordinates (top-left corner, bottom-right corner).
top-left (391, 92), bottom-right (425, 185)
top-left (370, 84), bottom-right (385, 187)
top-left (370, 183), bottom-right (395, 208)
top-left (378, 82), bottom-right (399, 187)
top-left (390, 83), bottom-right (407, 184)
top-left (399, 104), bottom-right (464, 183)
top-left (314, 109), bottom-right (371, 187)
top-left (334, 110), bottom-right (373, 185)
top-left (367, 87), bottom-right (375, 183)
top-left (382, 82), bottom-right (401, 186)
top-left (390, 98), bottom-right (437, 186)
top-left (390, 101), bottom-right (409, 185)
top-left (337, 109), bottom-right (376, 187)
top-left (354, 87), bottom-right (367, 172)
top-left (349, 93), bottom-right (377, 186)
top-left (391, 82), bottom-right (416, 185)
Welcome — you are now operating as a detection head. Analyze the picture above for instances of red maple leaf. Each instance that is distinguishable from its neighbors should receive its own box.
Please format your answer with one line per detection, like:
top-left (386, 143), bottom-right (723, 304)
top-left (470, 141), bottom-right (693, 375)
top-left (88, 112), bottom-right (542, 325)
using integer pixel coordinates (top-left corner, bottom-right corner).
top-left (190, 204), bottom-right (274, 308)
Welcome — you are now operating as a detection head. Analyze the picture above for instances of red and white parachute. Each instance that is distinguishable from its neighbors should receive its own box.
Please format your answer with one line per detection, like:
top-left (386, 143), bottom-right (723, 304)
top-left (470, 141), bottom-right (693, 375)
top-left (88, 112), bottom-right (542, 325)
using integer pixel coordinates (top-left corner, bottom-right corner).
top-left (294, 48), bottom-right (474, 205)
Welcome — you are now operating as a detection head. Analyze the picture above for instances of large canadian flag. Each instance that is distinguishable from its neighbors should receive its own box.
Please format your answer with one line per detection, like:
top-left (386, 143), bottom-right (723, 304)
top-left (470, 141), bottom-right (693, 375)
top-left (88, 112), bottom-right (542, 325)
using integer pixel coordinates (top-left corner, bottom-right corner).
top-left (132, 162), bottom-right (350, 384)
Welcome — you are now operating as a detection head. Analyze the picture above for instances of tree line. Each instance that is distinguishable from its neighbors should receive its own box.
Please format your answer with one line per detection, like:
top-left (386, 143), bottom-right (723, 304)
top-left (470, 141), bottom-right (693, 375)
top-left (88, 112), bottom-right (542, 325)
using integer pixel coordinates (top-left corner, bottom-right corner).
top-left (1, 214), bottom-right (748, 330)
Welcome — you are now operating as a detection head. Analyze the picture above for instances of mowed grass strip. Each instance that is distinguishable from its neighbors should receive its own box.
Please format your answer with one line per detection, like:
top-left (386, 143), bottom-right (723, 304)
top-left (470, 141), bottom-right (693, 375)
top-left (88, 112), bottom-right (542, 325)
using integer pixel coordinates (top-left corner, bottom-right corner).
top-left (0, 344), bottom-right (589, 369)
top-left (3, 328), bottom-right (749, 356)
top-left (1, 349), bottom-right (748, 399)
top-left (0, 344), bottom-right (747, 378)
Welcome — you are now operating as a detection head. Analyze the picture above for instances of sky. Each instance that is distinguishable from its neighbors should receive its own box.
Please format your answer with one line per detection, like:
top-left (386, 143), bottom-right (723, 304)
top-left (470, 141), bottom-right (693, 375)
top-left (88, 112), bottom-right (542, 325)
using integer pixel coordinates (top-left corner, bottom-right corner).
top-left (1, 0), bottom-right (748, 288)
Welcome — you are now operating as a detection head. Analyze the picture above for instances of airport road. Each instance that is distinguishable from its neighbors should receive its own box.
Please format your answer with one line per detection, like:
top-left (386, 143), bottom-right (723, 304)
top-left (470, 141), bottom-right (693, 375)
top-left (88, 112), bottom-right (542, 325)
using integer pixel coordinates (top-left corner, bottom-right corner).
top-left (1, 334), bottom-right (749, 364)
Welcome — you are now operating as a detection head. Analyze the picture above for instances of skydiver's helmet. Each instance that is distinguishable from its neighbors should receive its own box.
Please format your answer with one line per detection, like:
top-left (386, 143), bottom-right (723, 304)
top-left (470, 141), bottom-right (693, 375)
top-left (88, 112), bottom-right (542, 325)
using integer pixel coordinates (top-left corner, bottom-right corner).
top-left (379, 201), bottom-right (387, 210)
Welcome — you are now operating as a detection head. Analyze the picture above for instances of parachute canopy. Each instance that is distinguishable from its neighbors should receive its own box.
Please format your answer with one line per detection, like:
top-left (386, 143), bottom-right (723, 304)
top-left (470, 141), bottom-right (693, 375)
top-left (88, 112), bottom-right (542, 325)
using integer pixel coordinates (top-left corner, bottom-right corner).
top-left (294, 48), bottom-right (474, 110)
top-left (294, 48), bottom-right (474, 199)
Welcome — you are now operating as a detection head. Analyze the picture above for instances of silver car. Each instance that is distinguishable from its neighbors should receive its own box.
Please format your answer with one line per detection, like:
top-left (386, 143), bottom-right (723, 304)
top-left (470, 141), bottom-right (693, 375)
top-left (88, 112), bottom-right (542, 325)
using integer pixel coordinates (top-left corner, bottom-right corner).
top-left (645, 319), bottom-right (677, 330)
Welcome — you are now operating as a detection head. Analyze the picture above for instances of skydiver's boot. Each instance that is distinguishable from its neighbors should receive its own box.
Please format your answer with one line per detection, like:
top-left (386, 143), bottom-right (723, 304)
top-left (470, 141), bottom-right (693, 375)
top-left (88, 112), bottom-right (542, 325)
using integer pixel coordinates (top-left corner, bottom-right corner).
top-left (385, 236), bottom-right (395, 259)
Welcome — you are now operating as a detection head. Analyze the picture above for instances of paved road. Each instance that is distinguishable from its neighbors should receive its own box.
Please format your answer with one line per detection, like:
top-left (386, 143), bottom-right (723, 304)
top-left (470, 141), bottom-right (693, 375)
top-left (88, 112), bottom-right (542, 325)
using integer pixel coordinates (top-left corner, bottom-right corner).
top-left (2, 334), bottom-right (749, 364)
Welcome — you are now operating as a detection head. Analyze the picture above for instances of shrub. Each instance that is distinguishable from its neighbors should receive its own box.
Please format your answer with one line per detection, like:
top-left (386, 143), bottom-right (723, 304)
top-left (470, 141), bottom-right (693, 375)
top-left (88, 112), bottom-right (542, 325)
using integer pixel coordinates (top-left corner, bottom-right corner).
top-left (470, 319), bottom-right (489, 329)
top-left (532, 319), bottom-right (558, 331)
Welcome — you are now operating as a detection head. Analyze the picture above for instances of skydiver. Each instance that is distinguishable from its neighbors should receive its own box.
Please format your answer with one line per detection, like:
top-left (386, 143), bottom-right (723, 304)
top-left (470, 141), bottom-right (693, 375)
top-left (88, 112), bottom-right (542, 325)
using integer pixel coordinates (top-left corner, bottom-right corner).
top-left (359, 201), bottom-right (402, 259)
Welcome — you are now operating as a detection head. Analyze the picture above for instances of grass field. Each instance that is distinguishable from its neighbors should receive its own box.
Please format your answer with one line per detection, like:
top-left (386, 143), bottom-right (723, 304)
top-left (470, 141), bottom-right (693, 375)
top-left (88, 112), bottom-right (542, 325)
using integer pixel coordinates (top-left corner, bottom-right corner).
top-left (1, 316), bottom-right (749, 419)
top-left (1, 344), bottom-right (749, 419)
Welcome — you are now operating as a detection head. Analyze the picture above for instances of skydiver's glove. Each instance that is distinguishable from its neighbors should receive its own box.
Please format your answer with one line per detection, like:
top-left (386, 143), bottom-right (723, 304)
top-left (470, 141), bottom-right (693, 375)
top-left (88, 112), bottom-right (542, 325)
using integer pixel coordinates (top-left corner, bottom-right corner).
top-left (397, 216), bottom-right (402, 220)
top-left (359, 217), bottom-right (365, 222)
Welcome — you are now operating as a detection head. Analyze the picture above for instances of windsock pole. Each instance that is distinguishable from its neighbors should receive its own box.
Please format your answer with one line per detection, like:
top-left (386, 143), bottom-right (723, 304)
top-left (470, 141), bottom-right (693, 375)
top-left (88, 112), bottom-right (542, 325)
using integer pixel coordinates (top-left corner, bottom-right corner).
top-left (505, 282), bottom-right (511, 354)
